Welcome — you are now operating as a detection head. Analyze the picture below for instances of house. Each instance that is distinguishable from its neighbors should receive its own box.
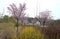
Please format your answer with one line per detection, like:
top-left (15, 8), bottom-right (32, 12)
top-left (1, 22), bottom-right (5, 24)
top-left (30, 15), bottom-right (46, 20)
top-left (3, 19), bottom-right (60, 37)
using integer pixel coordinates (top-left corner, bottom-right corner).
top-left (20, 17), bottom-right (41, 26)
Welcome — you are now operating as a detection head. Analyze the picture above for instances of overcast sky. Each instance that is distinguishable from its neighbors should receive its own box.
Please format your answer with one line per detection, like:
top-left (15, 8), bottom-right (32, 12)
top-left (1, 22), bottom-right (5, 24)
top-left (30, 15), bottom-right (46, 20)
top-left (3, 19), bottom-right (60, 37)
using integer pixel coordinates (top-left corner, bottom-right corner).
top-left (0, 0), bottom-right (60, 19)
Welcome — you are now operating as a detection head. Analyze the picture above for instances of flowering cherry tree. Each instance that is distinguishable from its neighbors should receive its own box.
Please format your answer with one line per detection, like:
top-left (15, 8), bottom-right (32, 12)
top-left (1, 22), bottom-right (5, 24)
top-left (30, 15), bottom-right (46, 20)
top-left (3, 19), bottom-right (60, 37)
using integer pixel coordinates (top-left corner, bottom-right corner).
top-left (7, 3), bottom-right (26, 38)
top-left (36, 10), bottom-right (52, 26)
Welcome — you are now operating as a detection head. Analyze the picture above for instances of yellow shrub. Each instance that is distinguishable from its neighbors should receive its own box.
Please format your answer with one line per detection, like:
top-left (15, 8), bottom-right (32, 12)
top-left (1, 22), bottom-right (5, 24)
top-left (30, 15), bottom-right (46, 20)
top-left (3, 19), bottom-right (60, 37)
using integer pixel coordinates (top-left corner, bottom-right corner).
top-left (20, 26), bottom-right (44, 39)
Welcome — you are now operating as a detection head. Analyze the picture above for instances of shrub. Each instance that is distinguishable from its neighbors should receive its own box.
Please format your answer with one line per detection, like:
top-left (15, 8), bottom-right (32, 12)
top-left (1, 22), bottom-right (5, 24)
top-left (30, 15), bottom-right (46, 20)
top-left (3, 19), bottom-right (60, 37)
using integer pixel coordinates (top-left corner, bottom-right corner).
top-left (20, 26), bottom-right (44, 39)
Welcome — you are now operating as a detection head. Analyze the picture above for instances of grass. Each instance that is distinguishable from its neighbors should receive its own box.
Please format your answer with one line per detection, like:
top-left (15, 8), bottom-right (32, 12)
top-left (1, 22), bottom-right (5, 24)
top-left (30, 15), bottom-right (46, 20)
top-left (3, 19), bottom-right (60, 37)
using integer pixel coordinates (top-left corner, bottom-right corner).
top-left (0, 23), bottom-right (14, 29)
top-left (0, 23), bottom-right (49, 39)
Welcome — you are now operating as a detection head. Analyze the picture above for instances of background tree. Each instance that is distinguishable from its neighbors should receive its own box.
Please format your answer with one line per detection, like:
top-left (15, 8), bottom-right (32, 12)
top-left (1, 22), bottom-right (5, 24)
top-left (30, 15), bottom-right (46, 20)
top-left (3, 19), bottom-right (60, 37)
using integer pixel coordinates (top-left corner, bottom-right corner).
top-left (7, 3), bottom-right (26, 38)
top-left (3, 15), bottom-right (9, 23)
top-left (36, 10), bottom-right (52, 26)
top-left (48, 19), bottom-right (60, 27)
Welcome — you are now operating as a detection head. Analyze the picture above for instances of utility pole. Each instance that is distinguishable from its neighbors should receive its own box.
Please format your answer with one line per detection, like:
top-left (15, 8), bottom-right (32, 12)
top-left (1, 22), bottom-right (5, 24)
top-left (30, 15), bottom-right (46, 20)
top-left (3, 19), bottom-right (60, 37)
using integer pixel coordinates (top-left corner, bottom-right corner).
top-left (36, 0), bottom-right (38, 15)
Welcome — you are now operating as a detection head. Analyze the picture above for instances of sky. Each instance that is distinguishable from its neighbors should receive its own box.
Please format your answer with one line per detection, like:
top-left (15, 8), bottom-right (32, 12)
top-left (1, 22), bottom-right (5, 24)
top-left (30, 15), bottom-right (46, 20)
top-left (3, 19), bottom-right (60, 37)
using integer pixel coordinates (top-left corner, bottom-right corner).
top-left (0, 0), bottom-right (60, 19)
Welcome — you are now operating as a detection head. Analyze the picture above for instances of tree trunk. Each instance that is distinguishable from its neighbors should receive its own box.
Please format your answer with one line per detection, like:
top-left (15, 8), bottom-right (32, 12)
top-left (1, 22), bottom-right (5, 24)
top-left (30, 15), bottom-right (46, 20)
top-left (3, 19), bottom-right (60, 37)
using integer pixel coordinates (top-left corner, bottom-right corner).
top-left (16, 26), bottom-right (18, 38)
top-left (16, 18), bottom-right (19, 39)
